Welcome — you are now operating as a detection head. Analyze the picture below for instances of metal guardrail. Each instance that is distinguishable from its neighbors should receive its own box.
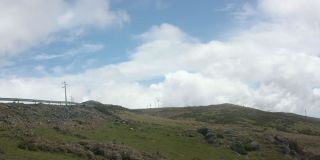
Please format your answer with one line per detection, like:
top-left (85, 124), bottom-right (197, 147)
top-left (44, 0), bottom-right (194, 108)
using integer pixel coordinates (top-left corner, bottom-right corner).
top-left (0, 97), bottom-right (79, 105)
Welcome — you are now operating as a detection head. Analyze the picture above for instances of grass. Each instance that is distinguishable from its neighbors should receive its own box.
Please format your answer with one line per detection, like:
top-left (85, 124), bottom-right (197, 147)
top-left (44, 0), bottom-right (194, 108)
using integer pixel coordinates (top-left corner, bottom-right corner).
top-left (79, 118), bottom-right (242, 160)
top-left (1, 103), bottom-right (319, 160)
top-left (33, 126), bottom-right (80, 142)
top-left (0, 137), bottom-right (82, 160)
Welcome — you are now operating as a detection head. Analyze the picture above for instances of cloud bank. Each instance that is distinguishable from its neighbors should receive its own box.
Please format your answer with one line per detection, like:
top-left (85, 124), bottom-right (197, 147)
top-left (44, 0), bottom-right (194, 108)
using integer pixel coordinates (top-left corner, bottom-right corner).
top-left (0, 0), bottom-right (129, 58)
top-left (0, 0), bottom-right (320, 117)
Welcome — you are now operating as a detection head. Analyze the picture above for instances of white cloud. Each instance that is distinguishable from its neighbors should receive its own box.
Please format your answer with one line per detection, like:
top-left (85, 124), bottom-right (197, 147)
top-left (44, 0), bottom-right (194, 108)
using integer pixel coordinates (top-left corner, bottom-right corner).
top-left (32, 43), bottom-right (104, 61)
top-left (258, 0), bottom-right (320, 22)
top-left (138, 23), bottom-right (190, 42)
top-left (0, 0), bottom-right (128, 57)
top-left (0, 0), bottom-right (320, 117)
top-left (81, 44), bottom-right (105, 53)
top-left (151, 71), bottom-right (252, 107)
top-left (33, 53), bottom-right (65, 61)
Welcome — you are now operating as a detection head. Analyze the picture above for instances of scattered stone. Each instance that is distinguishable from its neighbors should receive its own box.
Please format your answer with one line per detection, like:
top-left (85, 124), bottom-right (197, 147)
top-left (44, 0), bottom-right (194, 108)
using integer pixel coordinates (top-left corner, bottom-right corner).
top-left (19, 138), bottom-right (167, 160)
top-left (269, 135), bottom-right (305, 158)
top-left (197, 128), bottom-right (222, 145)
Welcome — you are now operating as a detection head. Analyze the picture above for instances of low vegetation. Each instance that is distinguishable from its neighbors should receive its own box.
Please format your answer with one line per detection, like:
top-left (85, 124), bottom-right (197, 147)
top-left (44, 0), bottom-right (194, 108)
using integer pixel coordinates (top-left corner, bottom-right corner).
top-left (0, 102), bottom-right (319, 160)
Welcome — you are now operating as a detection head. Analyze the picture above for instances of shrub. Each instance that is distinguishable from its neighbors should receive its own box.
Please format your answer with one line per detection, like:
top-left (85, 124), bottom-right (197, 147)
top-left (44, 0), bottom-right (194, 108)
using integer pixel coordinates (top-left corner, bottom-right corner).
top-left (0, 147), bottom-right (4, 154)
top-left (197, 127), bottom-right (209, 136)
top-left (288, 140), bottom-right (304, 155)
top-left (216, 133), bottom-right (224, 139)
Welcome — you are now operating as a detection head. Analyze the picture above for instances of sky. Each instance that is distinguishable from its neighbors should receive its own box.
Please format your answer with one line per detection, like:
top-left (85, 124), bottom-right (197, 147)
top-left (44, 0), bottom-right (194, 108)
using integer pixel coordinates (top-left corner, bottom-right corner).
top-left (0, 0), bottom-right (320, 117)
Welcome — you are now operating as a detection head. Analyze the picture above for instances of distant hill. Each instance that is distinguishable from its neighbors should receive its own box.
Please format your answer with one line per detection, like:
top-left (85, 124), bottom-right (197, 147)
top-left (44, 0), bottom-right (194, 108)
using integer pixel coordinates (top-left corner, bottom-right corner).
top-left (135, 103), bottom-right (320, 135)
top-left (0, 102), bottom-right (319, 160)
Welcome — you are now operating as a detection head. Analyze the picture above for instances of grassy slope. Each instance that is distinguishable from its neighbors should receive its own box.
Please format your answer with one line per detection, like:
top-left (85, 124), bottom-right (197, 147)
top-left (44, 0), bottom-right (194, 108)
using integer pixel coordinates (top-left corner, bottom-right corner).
top-left (79, 113), bottom-right (243, 160)
top-left (135, 104), bottom-right (320, 157)
top-left (0, 103), bottom-right (319, 160)
top-left (135, 104), bottom-right (320, 134)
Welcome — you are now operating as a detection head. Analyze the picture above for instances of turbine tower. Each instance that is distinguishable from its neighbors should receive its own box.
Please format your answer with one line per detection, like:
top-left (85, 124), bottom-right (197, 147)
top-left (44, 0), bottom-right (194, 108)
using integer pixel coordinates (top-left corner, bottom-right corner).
top-left (62, 82), bottom-right (68, 106)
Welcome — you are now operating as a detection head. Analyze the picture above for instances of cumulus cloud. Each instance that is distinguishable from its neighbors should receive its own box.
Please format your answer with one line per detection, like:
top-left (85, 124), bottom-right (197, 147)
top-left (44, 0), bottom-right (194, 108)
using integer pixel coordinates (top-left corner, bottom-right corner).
top-left (151, 71), bottom-right (252, 107)
top-left (0, 0), bottom-right (320, 117)
top-left (0, 0), bottom-right (128, 57)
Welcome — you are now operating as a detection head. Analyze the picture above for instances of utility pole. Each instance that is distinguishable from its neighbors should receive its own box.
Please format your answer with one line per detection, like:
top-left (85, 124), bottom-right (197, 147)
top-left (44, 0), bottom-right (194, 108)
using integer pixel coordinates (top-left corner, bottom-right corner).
top-left (62, 82), bottom-right (68, 106)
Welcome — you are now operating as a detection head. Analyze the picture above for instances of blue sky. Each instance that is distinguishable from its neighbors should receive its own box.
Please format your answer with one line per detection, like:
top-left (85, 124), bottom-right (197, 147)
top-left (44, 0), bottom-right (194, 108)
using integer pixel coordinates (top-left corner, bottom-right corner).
top-left (0, 0), bottom-right (320, 117)
top-left (2, 0), bottom-right (244, 78)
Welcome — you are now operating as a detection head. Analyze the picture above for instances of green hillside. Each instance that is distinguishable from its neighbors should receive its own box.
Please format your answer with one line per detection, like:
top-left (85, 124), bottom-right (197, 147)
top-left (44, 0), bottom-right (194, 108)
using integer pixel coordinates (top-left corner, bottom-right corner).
top-left (0, 102), bottom-right (319, 160)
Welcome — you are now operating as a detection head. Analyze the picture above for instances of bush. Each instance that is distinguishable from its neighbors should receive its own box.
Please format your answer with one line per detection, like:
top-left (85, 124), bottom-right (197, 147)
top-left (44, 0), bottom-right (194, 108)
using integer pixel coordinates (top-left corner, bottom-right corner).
top-left (298, 129), bottom-right (320, 136)
top-left (197, 127), bottom-right (209, 136)
top-left (288, 140), bottom-right (304, 155)
top-left (216, 133), bottom-right (224, 139)
top-left (309, 155), bottom-right (320, 160)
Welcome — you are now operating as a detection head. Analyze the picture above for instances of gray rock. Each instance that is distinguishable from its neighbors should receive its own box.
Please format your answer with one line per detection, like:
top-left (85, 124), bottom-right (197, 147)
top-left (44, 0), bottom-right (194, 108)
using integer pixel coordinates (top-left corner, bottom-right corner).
top-left (274, 135), bottom-right (288, 145)
top-left (223, 128), bottom-right (234, 135)
top-left (204, 132), bottom-right (218, 144)
top-left (230, 142), bottom-right (247, 155)
top-left (281, 145), bottom-right (290, 154)
top-left (244, 141), bottom-right (260, 151)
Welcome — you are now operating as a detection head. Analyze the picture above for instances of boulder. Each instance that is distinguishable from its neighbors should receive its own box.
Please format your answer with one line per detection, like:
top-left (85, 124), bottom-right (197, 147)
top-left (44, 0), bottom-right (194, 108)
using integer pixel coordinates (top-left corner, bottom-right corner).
top-left (223, 128), bottom-right (234, 135)
top-left (230, 142), bottom-right (247, 155)
top-left (281, 145), bottom-right (290, 154)
top-left (244, 141), bottom-right (260, 151)
top-left (273, 135), bottom-right (288, 145)
top-left (204, 132), bottom-right (215, 140)
top-left (205, 132), bottom-right (217, 144)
